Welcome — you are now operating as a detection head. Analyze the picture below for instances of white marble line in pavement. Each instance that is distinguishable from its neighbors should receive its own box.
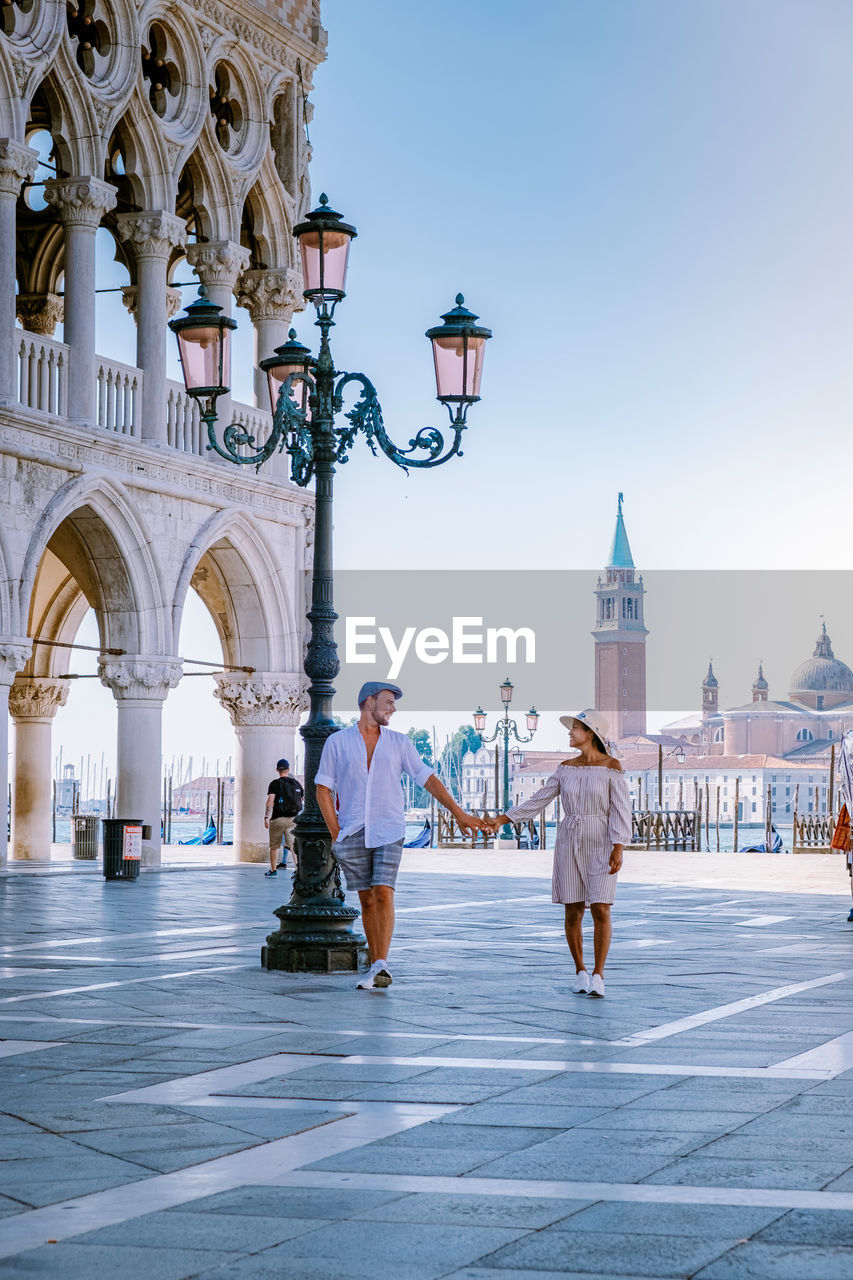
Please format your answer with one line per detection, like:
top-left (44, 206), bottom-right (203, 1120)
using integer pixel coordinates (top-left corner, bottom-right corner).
top-left (0, 1101), bottom-right (455, 1260)
top-left (270, 1169), bottom-right (853, 1213)
top-left (0, 1013), bottom-right (604, 1047)
top-left (612, 971), bottom-right (849, 1048)
top-left (0, 1040), bottom-right (64, 1058)
top-left (775, 1029), bottom-right (853, 1073)
top-left (0, 897), bottom-right (551, 958)
top-left (737, 915), bottom-right (793, 927)
top-left (3, 945), bottom-right (255, 965)
top-left (0, 923), bottom-right (271, 955)
top-left (0, 963), bottom-right (251, 1004)
top-left (396, 895), bottom-right (549, 913)
top-left (103, 1053), bottom-right (830, 1110)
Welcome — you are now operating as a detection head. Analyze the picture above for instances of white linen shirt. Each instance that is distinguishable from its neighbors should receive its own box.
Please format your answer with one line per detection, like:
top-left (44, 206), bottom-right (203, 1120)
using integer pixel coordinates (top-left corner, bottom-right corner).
top-left (315, 725), bottom-right (435, 847)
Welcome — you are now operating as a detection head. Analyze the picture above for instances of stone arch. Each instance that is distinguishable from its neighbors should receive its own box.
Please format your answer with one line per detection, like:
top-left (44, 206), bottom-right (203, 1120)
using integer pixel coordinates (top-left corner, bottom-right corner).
top-left (241, 151), bottom-right (295, 270)
top-left (20, 474), bottom-right (167, 658)
top-left (182, 132), bottom-right (240, 241)
top-left (173, 509), bottom-right (299, 672)
top-left (34, 62), bottom-right (104, 176)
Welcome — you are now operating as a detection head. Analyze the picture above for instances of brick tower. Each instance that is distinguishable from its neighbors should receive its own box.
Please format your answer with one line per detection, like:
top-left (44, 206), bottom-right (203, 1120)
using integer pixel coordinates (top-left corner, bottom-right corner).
top-left (593, 494), bottom-right (647, 738)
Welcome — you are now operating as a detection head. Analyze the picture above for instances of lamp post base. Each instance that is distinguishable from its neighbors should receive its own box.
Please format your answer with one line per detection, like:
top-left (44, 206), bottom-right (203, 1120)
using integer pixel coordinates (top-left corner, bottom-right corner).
top-left (261, 904), bottom-right (369, 972)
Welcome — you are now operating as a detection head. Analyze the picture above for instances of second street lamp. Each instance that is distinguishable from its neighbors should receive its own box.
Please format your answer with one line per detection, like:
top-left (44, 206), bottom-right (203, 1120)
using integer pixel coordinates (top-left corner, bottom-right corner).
top-left (474, 681), bottom-right (538, 840)
top-left (170, 194), bottom-right (491, 973)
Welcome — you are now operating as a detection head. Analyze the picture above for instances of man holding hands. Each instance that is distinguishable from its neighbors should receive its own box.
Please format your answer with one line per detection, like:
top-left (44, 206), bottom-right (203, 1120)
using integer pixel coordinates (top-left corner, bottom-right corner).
top-left (316, 681), bottom-right (485, 990)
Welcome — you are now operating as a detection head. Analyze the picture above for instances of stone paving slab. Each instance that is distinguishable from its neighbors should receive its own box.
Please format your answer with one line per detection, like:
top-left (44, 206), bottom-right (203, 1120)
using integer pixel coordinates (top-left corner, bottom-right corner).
top-left (0, 860), bottom-right (851, 1277)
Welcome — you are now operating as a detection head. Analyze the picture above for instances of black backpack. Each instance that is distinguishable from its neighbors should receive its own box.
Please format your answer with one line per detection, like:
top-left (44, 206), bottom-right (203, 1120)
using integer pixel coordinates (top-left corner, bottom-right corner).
top-left (273, 776), bottom-right (303, 817)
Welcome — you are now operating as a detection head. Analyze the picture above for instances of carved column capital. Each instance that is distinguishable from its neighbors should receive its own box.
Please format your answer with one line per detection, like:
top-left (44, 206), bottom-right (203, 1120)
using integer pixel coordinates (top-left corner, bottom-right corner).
top-left (9, 677), bottom-right (69, 721)
top-left (186, 240), bottom-right (251, 290)
top-left (0, 139), bottom-right (38, 198)
top-left (99, 657), bottom-right (183, 702)
top-left (213, 673), bottom-right (307, 727)
top-left (16, 292), bottom-right (64, 336)
top-left (115, 211), bottom-right (186, 260)
top-left (121, 285), bottom-right (182, 321)
top-left (44, 176), bottom-right (117, 228)
top-left (235, 268), bottom-right (305, 322)
top-left (0, 640), bottom-right (32, 687)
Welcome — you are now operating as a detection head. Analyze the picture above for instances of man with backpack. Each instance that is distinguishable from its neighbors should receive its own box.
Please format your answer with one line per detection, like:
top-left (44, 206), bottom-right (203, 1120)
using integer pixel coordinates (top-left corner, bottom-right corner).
top-left (263, 758), bottom-right (304, 877)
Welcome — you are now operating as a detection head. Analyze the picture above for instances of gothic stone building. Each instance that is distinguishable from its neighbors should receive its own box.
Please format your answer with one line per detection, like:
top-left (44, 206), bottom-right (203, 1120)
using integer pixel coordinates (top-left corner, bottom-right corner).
top-left (0, 0), bottom-right (326, 865)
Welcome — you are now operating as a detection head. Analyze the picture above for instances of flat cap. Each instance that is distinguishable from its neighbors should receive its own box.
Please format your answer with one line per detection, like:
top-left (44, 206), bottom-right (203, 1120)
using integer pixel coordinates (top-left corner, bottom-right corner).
top-left (357, 681), bottom-right (403, 706)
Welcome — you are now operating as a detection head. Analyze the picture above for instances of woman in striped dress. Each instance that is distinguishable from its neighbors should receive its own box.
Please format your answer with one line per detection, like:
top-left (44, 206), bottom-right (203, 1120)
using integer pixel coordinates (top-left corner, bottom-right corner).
top-left (492, 709), bottom-right (632, 999)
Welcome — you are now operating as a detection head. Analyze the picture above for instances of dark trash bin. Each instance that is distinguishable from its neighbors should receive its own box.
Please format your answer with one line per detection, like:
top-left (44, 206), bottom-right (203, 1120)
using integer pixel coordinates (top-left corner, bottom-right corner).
top-left (72, 814), bottom-right (100, 860)
top-left (102, 818), bottom-right (142, 881)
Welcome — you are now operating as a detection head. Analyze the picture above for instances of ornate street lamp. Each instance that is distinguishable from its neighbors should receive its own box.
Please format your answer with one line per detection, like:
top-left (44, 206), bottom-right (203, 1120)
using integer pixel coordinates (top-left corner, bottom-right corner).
top-left (473, 678), bottom-right (537, 840)
top-left (170, 195), bottom-right (491, 973)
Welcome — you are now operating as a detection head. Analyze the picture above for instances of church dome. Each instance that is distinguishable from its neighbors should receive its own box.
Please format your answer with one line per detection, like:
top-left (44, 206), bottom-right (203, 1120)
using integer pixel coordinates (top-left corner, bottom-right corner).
top-left (789, 623), bottom-right (853, 695)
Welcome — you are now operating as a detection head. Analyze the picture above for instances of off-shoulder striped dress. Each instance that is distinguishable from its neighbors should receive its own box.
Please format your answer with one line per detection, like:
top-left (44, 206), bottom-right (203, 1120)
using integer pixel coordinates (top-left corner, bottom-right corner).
top-left (506, 764), bottom-right (632, 905)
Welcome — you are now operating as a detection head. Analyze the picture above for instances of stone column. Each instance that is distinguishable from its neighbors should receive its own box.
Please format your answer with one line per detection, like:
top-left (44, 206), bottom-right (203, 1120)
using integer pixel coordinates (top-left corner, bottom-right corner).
top-left (44, 177), bottom-right (117, 424)
top-left (116, 212), bottom-right (186, 445)
top-left (9, 678), bottom-right (69, 861)
top-left (0, 641), bottom-right (32, 867)
top-left (186, 241), bottom-right (250, 429)
top-left (213, 674), bottom-right (305, 863)
top-left (99, 658), bottom-right (182, 867)
top-left (0, 140), bottom-right (38, 403)
top-left (235, 267), bottom-right (304, 408)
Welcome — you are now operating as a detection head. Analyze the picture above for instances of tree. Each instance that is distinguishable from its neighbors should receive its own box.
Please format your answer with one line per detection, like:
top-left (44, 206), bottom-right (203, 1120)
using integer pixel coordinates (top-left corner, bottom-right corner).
top-left (405, 728), bottom-right (433, 809)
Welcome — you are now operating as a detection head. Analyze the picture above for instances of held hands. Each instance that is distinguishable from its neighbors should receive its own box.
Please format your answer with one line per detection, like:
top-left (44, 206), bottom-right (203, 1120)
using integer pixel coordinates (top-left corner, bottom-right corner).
top-left (456, 810), bottom-right (489, 836)
top-left (481, 814), bottom-right (510, 835)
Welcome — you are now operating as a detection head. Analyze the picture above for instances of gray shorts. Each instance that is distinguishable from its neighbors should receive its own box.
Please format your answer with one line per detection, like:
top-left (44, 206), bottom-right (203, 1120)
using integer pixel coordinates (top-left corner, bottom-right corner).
top-left (333, 828), bottom-right (404, 891)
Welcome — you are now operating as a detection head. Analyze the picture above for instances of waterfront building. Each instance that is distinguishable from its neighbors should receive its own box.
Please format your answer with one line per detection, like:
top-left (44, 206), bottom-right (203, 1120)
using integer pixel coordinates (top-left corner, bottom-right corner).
top-left (662, 622), bottom-right (853, 761)
top-left (460, 747), bottom-right (835, 825)
top-left (0, 0), bottom-right (325, 865)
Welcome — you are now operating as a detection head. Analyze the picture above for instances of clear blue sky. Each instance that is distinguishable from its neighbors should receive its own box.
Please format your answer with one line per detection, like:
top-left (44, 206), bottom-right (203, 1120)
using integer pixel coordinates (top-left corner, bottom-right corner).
top-left (56, 0), bottom-right (853, 779)
top-left (306, 0), bottom-right (853, 573)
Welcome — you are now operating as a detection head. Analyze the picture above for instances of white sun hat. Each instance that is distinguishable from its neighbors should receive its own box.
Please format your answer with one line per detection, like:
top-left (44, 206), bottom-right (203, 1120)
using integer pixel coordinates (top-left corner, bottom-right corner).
top-left (558, 708), bottom-right (617, 756)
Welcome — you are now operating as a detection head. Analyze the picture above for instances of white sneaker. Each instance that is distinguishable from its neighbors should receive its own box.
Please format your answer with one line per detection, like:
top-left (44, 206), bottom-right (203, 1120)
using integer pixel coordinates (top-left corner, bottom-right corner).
top-left (588, 973), bottom-right (606, 998)
top-left (357, 960), bottom-right (393, 990)
top-left (572, 969), bottom-right (590, 994)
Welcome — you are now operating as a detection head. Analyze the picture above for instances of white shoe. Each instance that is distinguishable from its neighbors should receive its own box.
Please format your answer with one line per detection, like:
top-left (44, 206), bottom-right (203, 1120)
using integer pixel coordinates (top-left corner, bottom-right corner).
top-left (357, 960), bottom-right (393, 990)
top-left (588, 973), bottom-right (605, 998)
top-left (572, 969), bottom-right (590, 994)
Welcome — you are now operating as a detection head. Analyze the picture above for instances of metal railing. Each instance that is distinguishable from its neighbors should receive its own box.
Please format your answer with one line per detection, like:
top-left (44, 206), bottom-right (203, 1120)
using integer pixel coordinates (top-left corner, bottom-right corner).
top-left (16, 332), bottom-right (69, 417)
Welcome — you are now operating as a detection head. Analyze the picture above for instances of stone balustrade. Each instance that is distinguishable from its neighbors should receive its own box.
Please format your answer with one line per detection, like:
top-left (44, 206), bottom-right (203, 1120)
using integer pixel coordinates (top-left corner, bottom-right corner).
top-left (16, 332), bottom-right (69, 417)
top-left (96, 356), bottom-right (142, 436)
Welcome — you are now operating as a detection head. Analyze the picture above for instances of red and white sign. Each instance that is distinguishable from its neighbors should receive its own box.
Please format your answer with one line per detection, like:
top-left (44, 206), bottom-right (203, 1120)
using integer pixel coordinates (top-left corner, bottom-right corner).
top-left (123, 825), bottom-right (142, 861)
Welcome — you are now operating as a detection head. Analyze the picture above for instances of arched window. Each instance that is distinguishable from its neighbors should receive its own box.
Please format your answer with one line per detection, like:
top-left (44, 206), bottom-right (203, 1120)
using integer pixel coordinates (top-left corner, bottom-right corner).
top-left (713, 727), bottom-right (724, 743)
top-left (796, 728), bottom-right (814, 742)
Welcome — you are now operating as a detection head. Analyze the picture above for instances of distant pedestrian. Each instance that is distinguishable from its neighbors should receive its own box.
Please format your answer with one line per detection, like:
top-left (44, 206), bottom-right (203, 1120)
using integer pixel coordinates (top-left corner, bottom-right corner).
top-left (264, 759), bottom-right (304, 878)
top-left (488, 709), bottom-right (631, 998)
top-left (316, 681), bottom-right (486, 990)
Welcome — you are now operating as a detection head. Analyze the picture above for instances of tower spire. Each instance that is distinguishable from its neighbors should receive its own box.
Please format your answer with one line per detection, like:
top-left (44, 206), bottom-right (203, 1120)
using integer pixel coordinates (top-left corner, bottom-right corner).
top-left (607, 491), bottom-right (634, 569)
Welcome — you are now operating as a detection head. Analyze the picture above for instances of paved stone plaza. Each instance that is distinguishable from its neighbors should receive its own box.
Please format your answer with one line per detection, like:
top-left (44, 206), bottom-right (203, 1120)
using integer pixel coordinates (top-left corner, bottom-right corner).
top-left (0, 853), bottom-right (852, 1278)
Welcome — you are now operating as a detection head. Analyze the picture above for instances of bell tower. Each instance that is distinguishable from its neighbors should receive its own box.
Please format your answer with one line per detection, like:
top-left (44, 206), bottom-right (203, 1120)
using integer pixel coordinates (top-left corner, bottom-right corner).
top-left (593, 493), bottom-right (647, 738)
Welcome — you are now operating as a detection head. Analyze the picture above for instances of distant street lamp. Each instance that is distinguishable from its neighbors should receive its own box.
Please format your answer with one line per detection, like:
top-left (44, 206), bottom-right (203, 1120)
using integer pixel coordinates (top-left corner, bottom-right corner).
top-left (170, 195), bottom-right (491, 973)
top-left (473, 680), bottom-right (538, 837)
top-left (657, 742), bottom-right (687, 810)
